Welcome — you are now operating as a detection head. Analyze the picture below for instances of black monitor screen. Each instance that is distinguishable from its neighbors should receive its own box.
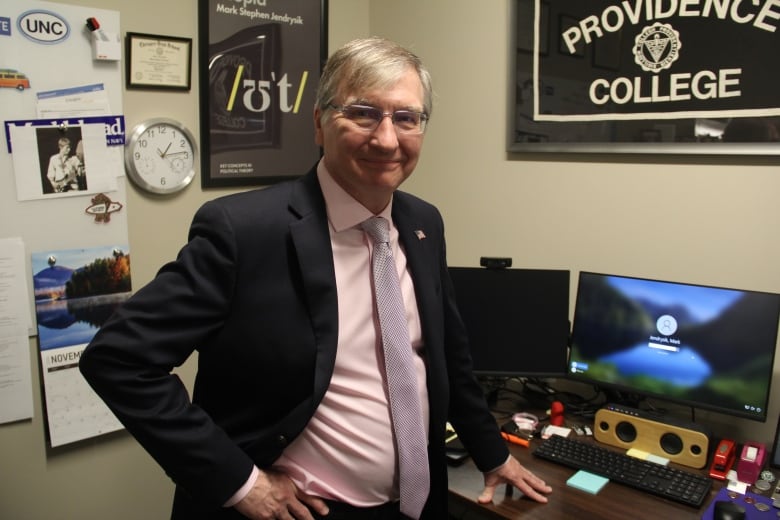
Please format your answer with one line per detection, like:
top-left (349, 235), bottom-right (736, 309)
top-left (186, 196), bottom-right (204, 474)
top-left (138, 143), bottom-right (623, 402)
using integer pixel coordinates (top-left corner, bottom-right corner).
top-left (449, 267), bottom-right (570, 377)
top-left (569, 272), bottom-right (780, 421)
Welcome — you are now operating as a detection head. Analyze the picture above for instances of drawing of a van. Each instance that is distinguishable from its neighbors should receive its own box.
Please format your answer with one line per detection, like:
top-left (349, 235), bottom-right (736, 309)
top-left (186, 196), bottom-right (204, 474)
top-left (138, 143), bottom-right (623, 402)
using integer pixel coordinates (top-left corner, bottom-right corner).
top-left (0, 69), bottom-right (31, 90)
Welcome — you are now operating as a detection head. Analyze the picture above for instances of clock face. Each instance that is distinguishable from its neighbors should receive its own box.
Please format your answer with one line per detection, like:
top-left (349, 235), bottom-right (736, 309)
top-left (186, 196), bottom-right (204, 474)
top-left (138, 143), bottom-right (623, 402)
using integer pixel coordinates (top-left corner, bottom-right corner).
top-left (125, 118), bottom-right (196, 194)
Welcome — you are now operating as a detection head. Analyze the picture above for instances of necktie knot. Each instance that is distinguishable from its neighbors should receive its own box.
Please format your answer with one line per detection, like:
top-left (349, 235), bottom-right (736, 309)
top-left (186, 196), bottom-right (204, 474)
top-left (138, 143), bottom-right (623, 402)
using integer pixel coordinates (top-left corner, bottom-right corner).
top-left (361, 216), bottom-right (390, 245)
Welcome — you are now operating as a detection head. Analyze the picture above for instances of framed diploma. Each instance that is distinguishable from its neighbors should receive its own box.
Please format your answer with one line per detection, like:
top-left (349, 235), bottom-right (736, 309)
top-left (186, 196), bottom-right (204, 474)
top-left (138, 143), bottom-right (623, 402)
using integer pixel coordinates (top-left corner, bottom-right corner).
top-left (126, 33), bottom-right (192, 91)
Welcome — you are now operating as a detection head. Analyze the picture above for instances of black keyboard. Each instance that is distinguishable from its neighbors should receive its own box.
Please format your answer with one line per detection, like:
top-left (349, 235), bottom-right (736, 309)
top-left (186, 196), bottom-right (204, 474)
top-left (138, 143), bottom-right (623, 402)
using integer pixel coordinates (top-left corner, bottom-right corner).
top-left (533, 434), bottom-right (712, 507)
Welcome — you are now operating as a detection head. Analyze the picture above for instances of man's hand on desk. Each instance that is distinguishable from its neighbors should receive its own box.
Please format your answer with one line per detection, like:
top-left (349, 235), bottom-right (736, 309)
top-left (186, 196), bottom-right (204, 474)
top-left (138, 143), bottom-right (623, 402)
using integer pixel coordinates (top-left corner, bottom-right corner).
top-left (478, 456), bottom-right (552, 505)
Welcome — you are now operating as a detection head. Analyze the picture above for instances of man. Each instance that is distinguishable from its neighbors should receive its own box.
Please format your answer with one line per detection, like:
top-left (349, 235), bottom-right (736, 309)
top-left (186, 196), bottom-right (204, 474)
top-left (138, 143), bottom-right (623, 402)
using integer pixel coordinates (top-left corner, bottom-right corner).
top-left (80, 37), bottom-right (552, 520)
top-left (46, 136), bottom-right (75, 192)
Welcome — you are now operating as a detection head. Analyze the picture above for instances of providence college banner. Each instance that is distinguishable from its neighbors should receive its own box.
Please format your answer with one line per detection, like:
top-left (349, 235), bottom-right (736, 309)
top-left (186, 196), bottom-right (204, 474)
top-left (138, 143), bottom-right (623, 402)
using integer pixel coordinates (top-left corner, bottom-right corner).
top-left (512, 0), bottom-right (780, 154)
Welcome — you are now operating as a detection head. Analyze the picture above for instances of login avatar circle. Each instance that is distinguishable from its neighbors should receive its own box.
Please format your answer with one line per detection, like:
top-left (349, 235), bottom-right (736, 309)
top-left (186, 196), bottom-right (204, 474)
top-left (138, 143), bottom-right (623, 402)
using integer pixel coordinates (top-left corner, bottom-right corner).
top-left (656, 314), bottom-right (678, 336)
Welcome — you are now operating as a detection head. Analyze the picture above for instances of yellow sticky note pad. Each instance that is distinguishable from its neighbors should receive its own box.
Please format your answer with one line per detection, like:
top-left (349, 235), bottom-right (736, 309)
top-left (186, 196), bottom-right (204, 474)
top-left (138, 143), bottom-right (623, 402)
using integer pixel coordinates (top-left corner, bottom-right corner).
top-left (626, 448), bottom-right (649, 458)
top-left (626, 448), bottom-right (669, 465)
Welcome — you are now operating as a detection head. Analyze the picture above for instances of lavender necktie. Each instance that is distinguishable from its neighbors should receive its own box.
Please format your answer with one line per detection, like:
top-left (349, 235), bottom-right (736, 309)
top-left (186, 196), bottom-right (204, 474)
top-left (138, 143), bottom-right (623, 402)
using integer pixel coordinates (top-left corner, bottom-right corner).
top-left (361, 216), bottom-right (430, 519)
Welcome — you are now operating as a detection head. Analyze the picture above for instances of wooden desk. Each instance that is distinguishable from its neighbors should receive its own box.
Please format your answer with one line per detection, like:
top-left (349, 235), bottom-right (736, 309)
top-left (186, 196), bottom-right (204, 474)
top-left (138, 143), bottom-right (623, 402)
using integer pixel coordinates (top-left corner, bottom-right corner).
top-left (447, 436), bottom-right (723, 520)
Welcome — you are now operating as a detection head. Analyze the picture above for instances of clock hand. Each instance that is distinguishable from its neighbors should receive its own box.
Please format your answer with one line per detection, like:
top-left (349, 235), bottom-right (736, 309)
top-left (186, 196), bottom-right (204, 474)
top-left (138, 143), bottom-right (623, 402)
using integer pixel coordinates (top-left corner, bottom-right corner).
top-left (159, 142), bottom-right (172, 158)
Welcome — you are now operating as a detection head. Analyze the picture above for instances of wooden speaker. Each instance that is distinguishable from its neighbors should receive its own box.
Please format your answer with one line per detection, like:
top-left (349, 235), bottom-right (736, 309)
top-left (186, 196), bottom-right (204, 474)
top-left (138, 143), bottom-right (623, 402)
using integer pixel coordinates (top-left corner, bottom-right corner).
top-left (594, 404), bottom-right (710, 469)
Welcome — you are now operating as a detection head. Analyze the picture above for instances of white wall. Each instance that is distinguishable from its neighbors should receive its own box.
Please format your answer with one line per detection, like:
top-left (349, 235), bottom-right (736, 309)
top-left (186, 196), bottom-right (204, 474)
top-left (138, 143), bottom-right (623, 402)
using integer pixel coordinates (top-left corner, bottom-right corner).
top-left (1, 1), bottom-right (778, 518)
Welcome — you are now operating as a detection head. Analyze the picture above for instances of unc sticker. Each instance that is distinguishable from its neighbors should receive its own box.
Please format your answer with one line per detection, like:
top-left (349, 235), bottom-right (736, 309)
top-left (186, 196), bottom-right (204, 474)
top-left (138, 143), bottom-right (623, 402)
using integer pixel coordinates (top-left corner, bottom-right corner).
top-left (17, 10), bottom-right (70, 44)
top-left (633, 23), bottom-right (681, 73)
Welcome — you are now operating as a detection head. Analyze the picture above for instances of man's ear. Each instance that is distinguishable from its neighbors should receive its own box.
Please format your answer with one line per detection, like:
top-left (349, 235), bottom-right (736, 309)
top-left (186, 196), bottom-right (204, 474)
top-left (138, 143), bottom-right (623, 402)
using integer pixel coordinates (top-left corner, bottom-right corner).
top-left (314, 106), bottom-right (324, 146)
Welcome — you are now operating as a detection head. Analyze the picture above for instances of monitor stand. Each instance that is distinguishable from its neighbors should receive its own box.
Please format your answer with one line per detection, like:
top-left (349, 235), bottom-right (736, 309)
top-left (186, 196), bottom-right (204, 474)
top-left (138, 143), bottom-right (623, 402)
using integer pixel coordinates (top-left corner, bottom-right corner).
top-left (602, 389), bottom-right (645, 409)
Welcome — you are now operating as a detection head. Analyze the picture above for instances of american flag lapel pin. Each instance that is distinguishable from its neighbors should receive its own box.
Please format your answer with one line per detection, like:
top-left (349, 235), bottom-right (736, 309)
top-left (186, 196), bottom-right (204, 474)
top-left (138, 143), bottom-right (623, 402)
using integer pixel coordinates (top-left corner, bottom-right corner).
top-left (414, 230), bottom-right (426, 240)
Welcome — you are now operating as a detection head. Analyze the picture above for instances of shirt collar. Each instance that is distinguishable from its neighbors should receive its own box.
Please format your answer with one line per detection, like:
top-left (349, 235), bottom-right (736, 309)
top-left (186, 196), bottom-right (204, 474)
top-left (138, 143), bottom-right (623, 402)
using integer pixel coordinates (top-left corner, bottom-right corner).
top-left (317, 160), bottom-right (393, 232)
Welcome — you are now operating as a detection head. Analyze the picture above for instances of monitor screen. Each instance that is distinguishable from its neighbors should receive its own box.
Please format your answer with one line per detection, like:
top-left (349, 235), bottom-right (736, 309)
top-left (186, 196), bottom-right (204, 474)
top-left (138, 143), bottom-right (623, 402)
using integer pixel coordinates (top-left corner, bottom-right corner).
top-left (449, 267), bottom-right (570, 377)
top-left (569, 272), bottom-right (780, 422)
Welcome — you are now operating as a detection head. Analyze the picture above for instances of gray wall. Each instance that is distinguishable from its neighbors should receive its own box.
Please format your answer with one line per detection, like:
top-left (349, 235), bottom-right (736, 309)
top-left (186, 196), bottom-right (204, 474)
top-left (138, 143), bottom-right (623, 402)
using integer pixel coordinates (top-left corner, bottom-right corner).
top-left (2, 1), bottom-right (778, 518)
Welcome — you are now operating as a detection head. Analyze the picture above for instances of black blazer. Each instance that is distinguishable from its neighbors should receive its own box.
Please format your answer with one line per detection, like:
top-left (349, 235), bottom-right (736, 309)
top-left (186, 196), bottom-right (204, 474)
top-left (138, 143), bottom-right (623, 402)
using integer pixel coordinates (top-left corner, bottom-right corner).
top-left (80, 167), bottom-right (509, 519)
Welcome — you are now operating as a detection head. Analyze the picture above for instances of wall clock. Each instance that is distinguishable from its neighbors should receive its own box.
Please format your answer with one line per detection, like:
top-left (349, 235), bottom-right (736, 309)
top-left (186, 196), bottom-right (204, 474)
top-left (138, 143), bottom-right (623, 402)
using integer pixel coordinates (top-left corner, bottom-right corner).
top-left (124, 118), bottom-right (197, 194)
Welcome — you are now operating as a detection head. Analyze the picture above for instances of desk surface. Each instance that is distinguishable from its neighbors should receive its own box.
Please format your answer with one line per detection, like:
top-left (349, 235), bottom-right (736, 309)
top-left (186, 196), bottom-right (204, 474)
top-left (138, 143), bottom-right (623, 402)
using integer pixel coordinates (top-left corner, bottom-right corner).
top-left (447, 435), bottom-right (724, 520)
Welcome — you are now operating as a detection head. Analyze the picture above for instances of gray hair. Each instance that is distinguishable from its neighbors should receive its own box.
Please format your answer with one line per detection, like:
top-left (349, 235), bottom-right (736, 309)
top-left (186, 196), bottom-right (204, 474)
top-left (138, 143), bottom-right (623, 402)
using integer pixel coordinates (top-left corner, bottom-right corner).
top-left (315, 37), bottom-right (432, 117)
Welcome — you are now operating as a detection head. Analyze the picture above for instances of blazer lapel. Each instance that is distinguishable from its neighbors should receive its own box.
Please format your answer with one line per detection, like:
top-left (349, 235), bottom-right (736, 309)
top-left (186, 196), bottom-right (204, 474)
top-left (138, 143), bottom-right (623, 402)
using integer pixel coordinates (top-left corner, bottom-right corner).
top-left (393, 196), bottom-right (441, 344)
top-left (288, 170), bottom-right (340, 408)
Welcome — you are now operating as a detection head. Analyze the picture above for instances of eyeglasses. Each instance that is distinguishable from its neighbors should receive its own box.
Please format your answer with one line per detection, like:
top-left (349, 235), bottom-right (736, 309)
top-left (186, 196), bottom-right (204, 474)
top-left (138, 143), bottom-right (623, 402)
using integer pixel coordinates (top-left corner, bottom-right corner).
top-left (329, 104), bottom-right (428, 134)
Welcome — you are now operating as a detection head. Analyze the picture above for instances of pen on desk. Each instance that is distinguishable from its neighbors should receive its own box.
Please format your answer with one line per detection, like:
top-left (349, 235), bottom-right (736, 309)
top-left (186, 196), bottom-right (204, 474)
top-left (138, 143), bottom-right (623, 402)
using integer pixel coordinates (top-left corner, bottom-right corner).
top-left (501, 431), bottom-right (530, 447)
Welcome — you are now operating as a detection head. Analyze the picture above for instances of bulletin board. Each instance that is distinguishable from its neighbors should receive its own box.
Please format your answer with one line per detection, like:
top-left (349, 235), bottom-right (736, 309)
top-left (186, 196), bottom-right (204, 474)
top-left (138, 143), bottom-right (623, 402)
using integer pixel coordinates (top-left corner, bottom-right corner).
top-left (0, 0), bottom-right (127, 446)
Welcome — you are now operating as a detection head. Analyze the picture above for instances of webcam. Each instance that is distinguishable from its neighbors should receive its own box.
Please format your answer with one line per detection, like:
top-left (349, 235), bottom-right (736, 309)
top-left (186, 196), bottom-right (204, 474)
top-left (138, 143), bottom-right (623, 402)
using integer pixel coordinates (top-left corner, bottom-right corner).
top-left (480, 257), bottom-right (512, 269)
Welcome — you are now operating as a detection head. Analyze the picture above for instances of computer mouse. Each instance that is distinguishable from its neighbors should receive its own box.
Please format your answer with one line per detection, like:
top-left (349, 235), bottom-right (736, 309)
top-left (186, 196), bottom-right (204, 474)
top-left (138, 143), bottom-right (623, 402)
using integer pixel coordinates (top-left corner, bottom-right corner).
top-left (713, 500), bottom-right (745, 520)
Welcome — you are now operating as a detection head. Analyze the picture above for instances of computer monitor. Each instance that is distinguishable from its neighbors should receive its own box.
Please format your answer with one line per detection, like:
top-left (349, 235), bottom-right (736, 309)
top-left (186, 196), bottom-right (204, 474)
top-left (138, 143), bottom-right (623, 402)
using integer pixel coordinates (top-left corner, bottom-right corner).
top-left (448, 266), bottom-right (570, 377)
top-left (569, 271), bottom-right (780, 422)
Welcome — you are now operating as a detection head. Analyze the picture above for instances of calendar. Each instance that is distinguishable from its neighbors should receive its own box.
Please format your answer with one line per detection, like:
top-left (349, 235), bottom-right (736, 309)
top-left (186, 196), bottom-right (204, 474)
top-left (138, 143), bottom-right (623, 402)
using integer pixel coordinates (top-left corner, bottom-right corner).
top-left (40, 343), bottom-right (123, 447)
top-left (32, 245), bottom-right (130, 447)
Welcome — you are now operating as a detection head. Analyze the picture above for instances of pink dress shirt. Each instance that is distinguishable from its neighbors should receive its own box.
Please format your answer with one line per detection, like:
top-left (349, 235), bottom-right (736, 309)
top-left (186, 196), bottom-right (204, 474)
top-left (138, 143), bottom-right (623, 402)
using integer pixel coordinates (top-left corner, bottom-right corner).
top-left (226, 161), bottom-right (429, 507)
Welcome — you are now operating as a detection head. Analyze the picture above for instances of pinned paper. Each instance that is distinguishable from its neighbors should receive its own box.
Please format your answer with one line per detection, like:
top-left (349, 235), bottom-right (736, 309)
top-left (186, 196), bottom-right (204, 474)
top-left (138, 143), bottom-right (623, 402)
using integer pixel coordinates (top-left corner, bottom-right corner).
top-left (9, 123), bottom-right (118, 201)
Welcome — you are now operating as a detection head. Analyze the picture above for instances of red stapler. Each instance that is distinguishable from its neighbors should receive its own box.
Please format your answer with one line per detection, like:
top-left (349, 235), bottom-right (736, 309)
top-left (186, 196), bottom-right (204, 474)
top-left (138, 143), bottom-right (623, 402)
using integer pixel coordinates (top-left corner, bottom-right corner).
top-left (708, 439), bottom-right (736, 480)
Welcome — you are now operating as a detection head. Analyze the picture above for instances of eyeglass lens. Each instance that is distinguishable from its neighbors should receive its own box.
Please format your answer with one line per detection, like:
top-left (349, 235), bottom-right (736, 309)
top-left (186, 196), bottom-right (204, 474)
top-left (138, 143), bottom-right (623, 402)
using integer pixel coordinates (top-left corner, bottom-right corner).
top-left (339, 105), bottom-right (426, 133)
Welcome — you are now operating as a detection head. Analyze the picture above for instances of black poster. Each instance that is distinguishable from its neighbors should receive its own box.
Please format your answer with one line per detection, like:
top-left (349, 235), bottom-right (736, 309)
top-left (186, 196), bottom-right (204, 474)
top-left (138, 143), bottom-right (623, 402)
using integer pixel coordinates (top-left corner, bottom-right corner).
top-left (199, 0), bottom-right (326, 186)
top-left (513, 0), bottom-right (780, 154)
